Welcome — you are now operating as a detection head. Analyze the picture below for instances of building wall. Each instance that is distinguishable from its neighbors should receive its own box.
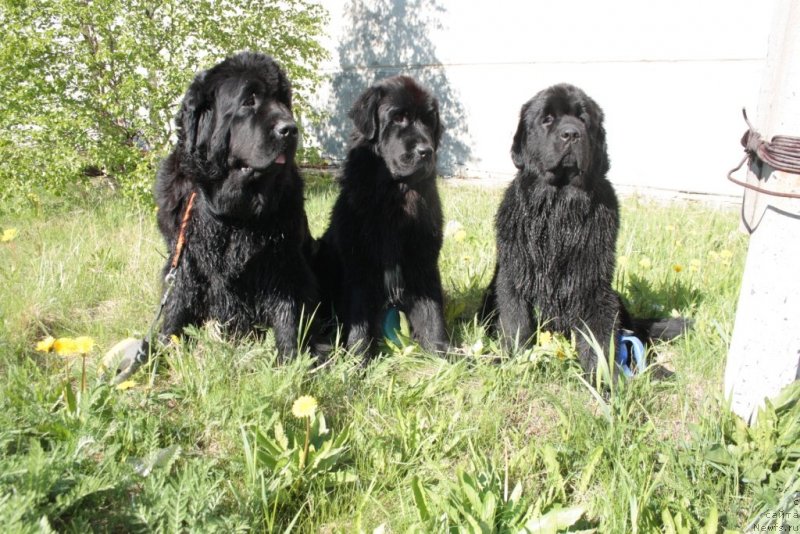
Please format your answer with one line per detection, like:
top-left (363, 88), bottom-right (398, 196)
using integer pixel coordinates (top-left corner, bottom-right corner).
top-left (307, 0), bottom-right (776, 199)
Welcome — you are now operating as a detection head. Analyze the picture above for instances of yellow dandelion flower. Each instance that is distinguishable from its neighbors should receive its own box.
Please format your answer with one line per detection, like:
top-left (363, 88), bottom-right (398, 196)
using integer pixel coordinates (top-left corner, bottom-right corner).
top-left (53, 338), bottom-right (79, 355)
top-left (537, 331), bottom-right (553, 346)
top-left (72, 336), bottom-right (95, 354)
top-left (1, 228), bottom-right (18, 242)
top-left (672, 264), bottom-right (683, 273)
top-left (454, 229), bottom-right (467, 242)
top-left (291, 395), bottom-right (318, 419)
top-left (115, 380), bottom-right (137, 391)
top-left (665, 225), bottom-right (676, 232)
top-left (689, 259), bottom-right (701, 272)
top-left (36, 336), bottom-right (56, 352)
top-left (462, 255), bottom-right (473, 263)
top-left (169, 334), bottom-right (181, 345)
top-left (52, 336), bottom-right (95, 355)
top-left (638, 257), bottom-right (652, 270)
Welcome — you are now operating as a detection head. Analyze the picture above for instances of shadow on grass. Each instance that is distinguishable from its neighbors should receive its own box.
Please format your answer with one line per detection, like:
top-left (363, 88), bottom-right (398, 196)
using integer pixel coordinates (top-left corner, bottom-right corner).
top-left (621, 273), bottom-right (703, 319)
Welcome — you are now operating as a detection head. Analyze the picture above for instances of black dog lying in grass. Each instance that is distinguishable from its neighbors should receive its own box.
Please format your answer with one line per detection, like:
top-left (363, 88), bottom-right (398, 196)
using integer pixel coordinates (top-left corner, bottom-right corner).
top-left (153, 52), bottom-right (318, 359)
top-left (315, 75), bottom-right (448, 356)
top-left (482, 83), bottom-right (688, 375)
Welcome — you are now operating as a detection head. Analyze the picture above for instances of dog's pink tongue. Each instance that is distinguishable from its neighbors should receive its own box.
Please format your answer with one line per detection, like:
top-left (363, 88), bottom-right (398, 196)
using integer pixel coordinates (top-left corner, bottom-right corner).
top-left (275, 153), bottom-right (286, 164)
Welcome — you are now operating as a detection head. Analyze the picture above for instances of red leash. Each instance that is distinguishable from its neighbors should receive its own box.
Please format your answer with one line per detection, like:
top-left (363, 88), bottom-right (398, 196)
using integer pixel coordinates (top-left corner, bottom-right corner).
top-left (171, 191), bottom-right (197, 269)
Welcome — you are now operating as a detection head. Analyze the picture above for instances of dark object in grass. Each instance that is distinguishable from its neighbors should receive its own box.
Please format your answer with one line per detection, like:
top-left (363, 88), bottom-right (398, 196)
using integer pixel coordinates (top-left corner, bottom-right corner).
top-left (314, 76), bottom-right (448, 357)
top-left (153, 52), bottom-right (318, 359)
top-left (482, 83), bottom-right (689, 375)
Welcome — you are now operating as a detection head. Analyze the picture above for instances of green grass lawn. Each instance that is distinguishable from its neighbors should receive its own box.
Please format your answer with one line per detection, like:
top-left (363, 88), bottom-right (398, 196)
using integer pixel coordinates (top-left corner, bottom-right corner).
top-left (1, 176), bottom-right (798, 533)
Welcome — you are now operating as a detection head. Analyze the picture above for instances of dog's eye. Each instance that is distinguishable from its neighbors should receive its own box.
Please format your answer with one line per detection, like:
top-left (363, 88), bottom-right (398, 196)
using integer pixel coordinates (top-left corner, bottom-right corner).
top-left (392, 113), bottom-right (408, 124)
top-left (542, 114), bottom-right (554, 126)
top-left (243, 94), bottom-right (256, 107)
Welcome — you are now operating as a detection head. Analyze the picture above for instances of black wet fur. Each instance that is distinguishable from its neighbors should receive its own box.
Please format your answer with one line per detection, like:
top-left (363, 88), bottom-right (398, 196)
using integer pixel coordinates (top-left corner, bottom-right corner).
top-left (314, 76), bottom-right (448, 357)
top-left (154, 51), bottom-right (317, 359)
top-left (482, 83), bottom-right (689, 375)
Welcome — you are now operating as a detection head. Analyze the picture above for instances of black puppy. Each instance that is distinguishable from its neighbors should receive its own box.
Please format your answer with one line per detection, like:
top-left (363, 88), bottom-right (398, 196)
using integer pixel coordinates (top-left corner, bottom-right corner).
top-left (316, 75), bottom-right (448, 355)
top-left (483, 83), bottom-right (685, 375)
top-left (154, 51), bottom-right (317, 358)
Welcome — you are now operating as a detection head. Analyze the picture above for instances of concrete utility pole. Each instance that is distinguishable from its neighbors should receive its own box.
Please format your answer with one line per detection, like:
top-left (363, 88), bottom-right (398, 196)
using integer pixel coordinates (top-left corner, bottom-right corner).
top-left (724, 0), bottom-right (800, 422)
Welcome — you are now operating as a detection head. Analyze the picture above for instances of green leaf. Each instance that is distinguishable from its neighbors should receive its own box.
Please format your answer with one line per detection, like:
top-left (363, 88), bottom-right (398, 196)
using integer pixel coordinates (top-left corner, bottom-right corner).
top-left (481, 491), bottom-right (497, 523)
top-left (509, 481), bottom-right (523, 504)
top-left (131, 444), bottom-right (181, 477)
top-left (411, 476), bottom-right (431, 522)
top-left (703, 502), bottom-right (718, 534)
top-left (703, 444), bottom-right (735, 467)
top-left (662, 508), bottom-right (677, 534)
top-left (459, 471), bottom-right (483, 514)
top-left (540, 445), bottom-right (566, 499)
top-left (519, 505), bottom-right (586, 534)
top-left (62, 380), bottom-right (77, 414)
top-left (398, 310), bottom-right (411, 338)
top-left (325, 470), bottom-right (358, 485)
top-left (578, 446), bottom-right (604, 494)
top-left (274, 420), bottom-right (289, 450)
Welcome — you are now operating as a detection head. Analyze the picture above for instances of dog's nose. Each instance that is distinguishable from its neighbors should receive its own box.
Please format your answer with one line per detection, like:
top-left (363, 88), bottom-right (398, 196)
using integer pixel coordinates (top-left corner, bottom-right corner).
top-left (275, 120), bottom-right (298, 138)
top-left (558, 126), bottom-right (581, 143)
top-left (416, 145), bottom-right (433, 159)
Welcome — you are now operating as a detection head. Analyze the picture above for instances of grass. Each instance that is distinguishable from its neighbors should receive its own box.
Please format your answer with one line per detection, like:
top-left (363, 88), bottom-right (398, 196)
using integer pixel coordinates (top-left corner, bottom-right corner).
top-left (1, 175), bottom-right (798, 533)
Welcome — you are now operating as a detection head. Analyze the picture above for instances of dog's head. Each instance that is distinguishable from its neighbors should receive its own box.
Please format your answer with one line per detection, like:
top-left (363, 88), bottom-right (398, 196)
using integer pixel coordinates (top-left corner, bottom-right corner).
top-left (349, 75), bottom-right (442, 184)
top-left (511, 84), bottom-right (609, 187)
top-left (175, 51), bottom-right (298, 219)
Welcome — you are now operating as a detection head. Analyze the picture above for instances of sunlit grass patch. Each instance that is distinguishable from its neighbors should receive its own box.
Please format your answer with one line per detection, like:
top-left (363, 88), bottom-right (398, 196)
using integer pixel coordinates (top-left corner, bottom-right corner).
top-left (2, 179), bottom-right (789, 532)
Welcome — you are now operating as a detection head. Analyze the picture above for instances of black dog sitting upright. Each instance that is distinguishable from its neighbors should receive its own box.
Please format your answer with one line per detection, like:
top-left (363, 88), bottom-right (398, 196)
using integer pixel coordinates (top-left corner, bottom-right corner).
top-left (153, 51), bottom-right (317, 358)
top-left (316, 75), bottom-right (448, 356)
top-left (483, 83), bottom-right (686, 375)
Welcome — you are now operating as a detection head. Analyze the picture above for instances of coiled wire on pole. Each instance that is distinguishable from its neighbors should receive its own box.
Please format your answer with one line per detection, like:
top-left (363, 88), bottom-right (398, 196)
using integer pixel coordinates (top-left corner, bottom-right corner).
top-left (727, 109), bottom-right (800, 199)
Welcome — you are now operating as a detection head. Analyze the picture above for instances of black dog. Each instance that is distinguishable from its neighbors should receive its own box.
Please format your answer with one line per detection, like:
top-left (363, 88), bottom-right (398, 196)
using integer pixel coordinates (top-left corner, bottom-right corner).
top-left (315, 75), bottom-right (448, 355)
top-left (483, 83), bottom-right (686, 375)
top-left (154, 51), bottom-right (317, 358)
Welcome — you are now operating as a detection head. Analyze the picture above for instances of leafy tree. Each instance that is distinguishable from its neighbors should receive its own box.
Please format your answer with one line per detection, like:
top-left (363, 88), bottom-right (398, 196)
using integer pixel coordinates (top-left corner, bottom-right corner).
top-left (0, 0), bottom-right (328, 211)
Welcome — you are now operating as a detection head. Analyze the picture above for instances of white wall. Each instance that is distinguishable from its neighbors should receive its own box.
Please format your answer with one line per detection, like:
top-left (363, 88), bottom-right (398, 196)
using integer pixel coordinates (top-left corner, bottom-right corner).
top-left (308, 0), bottom-right (776, 198)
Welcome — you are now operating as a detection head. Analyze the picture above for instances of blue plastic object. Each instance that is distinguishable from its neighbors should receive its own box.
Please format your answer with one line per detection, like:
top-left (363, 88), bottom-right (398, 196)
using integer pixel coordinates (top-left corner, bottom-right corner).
top-left (382, 307), bottom-right (402, 345)
top-left (616, 331), bottom-right (646, 377)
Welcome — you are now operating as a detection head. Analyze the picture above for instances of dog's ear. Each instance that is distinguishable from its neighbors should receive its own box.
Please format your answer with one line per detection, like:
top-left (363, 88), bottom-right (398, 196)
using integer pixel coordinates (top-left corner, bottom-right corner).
top-left (276, 67), bottom-right (293, 109)
top-left (587, 100), bottom-right (610, 177)
top-left (349, 84), bottom-right (383, 141)
top-left (510, 102), bottom-right (531, 170)
top-left (177, 71), bottom-right (213, 155)
top-left (593, 124), bottom-right (610, 177)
